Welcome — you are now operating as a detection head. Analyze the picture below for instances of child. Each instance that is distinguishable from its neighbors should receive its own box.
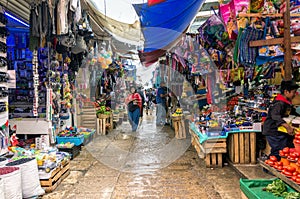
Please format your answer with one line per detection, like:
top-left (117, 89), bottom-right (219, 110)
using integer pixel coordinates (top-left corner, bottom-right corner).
top-left (263, 80), bottom-right (299, 160)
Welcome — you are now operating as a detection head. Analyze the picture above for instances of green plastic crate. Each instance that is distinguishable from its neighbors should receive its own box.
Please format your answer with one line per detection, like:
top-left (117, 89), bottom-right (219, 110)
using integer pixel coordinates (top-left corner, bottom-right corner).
top-left (240, 178), bottom-right (297, 199)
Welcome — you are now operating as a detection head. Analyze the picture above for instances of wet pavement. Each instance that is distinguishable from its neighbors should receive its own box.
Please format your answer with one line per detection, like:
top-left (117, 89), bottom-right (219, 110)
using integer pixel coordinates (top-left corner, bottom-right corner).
top-left (42, 114), bottom-right (243, 199)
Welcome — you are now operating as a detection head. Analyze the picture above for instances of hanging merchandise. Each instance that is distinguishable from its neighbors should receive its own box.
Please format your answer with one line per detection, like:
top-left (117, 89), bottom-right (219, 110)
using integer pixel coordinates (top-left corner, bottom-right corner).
top-left (220, 0), bottom-right (250, 39)
top-left (238, 25), bottom-right (263, 66)
top-left (97, 41), bottom-right (113, 69)
top-left (32, 50), bottom-right (39, 117)
top-left (256, 17), bottom-right (284, 66)
top-left (198, 14), bottom-right (231, 50)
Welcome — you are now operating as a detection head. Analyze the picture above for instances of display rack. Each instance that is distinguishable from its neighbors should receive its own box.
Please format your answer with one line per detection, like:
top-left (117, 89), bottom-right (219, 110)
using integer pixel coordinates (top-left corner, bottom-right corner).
top-left (259, 159), bottom-right (300, 192)
top-left (0, 6), bottom-right (9, 155)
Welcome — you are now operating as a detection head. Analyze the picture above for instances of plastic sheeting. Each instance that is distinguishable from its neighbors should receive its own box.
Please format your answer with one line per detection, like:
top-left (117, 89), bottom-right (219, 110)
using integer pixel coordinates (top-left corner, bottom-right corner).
top-left (133, 0), bottom-right (205, 53)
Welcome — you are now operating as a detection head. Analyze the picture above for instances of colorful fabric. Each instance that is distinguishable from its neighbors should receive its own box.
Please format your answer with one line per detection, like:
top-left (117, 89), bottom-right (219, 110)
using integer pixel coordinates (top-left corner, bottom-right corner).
top-left (238, 26), bottom-right (263, 66)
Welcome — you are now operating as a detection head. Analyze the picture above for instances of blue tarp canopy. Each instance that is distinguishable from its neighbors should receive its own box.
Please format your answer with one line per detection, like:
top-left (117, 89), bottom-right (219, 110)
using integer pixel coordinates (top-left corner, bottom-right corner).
top-left (133, 0), bottom-right (204, 54)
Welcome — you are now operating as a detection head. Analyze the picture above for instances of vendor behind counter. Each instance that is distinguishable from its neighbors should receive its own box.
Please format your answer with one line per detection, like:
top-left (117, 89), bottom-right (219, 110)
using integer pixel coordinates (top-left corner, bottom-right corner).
top-left (262, 80), bottom-right (299, 160)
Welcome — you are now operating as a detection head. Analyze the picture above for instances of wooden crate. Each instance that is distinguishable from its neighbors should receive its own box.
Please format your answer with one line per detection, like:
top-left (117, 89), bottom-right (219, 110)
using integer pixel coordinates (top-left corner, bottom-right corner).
top-left (40, 161), bottom-right (70, 193)
top-left (227, 132), bottom-right (256, 164)
top-left (202, 139), bottom-right (227, 168)
top-left (189, 126), bottom-right (226, 167)
top-left (172, 116), bottom-right (186, 139)
top-left (190, 128), bottom-right (204, 158)
top-left (205, 153), bottom-right (224, 168)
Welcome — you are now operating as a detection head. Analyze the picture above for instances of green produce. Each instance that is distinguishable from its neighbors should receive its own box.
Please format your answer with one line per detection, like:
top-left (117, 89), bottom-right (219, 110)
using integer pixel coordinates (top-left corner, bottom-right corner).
top-left (263, 179), bottom-right (287, 196)
top-left (283, 192), bottom-right (300, 199)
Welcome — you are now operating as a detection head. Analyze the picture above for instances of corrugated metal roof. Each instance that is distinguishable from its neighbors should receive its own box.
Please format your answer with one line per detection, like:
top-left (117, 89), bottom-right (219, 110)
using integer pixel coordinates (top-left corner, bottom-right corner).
top-left (0, 0), bottom-right (30, 23)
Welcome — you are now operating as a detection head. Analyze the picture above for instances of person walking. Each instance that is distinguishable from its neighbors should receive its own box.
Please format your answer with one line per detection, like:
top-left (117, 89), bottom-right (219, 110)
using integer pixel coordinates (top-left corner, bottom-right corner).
top-left (125, 86), bottom-right (142, 132)
top-left (137, 86), bottom-right (146, 118)
top-left (146, 88), bottom-right (154, 115)
top-left (156, 82), bottom-right (168, 126)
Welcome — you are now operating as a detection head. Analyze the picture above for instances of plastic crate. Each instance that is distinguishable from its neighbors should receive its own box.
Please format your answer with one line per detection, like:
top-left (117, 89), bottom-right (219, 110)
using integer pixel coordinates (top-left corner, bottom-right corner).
top-left (56, 135), bottom-right (84, 146)
top-left (240, 178), bottom-right (297, 199)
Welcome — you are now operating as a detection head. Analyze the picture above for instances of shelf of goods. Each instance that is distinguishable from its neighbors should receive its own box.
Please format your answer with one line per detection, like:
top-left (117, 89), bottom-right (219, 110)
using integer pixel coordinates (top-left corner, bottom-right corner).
top-left (39, 160), bottom-right (70, 193)
top-left (259, 159), bottom-right (300, 193)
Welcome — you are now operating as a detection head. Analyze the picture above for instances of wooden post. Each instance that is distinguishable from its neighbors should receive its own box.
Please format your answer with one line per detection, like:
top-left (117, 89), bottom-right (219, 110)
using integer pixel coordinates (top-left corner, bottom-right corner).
top-left (283, 0), bottom-right (292, 80)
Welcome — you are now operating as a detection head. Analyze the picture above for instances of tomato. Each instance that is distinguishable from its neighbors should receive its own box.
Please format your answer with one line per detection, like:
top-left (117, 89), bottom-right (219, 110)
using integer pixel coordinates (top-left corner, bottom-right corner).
top-left (292, 176), bottom-right (297, 181)
top-left (296, 178), bottom-right (300, 183)
top-left (284, 170), bottom-right (293, 176)
top-left (283, 147), bottom-right (290, 153)
top-left (265, 160), bottom-right (269, 164)
top-left (285, 153), bottom-right (290, 157)
top-left (294, 139), bottom-right (300, 144)
top-left (270, 156), bottom-right (278, 162)
top-left (296, 174), bottom-right (300, 178)
top-left (290, 153), bottom-right (298, 158)
top-left (274, 165), bottom-right (278, 169)
top-left (278, 166), bottom-right (283, 170)
top-left (290, 148), bottom-right (296, 153)
top-left (295, 134), bottom-right (300, 140)
top-left (287, 166), bottom-right (296, 172)
top-left (279, 151), bottom-right (285, 157)
top-left (293, 171), bottom-right (299, 176)
top-left (268, 160), bottom-right (274, 166)
top-left (277, 162), bottom-right (283, 166)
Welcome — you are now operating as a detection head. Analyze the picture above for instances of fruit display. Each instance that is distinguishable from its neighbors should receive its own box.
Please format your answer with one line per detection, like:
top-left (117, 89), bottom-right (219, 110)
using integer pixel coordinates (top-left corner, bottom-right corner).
top-left (172, 108), bottom-right (183, 117)
top-left (94, 99), bottom-right (111, 116)
top-left (57, 126), bottom-right (81, 137)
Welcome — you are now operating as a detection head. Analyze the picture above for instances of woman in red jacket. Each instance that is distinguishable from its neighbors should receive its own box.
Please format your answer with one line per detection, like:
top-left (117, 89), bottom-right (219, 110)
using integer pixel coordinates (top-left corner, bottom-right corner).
top-left (125, 86), bottom-right (142, 132)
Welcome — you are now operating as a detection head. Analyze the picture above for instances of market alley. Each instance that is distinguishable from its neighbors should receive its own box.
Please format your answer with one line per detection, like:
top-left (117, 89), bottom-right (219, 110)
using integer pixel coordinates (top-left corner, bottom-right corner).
top-left (42, 114), bottom-right (242, 199)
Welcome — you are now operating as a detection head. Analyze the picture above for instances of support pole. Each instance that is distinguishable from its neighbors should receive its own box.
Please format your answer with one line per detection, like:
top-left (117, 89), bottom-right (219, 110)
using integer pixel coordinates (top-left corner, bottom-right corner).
top-left (284, 0), bottom-right (292, 80)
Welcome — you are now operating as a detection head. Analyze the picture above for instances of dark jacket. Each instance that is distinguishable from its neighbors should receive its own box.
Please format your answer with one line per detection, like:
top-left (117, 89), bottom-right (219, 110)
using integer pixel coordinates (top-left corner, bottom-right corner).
top-left (263, 94), bottom-right (298, 136)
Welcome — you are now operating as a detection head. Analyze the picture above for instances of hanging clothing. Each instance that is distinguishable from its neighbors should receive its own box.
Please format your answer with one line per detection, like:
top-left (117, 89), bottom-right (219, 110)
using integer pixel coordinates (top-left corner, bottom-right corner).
top-left (57, 0), bottom-right (70, 35)
top-left (70, 0), bottom-right (82, 23)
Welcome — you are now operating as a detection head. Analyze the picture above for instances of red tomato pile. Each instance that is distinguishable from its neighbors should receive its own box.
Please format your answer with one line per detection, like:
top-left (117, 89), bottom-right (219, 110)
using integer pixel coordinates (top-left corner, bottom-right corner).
top-left (265, 156), bottom-right (284, 171)
top-left (294, 134), bottom-right (300, 145)
top-left (279, 147), bottom-right (300, 161)
top-left (281, 165), bottom-right (296, 177)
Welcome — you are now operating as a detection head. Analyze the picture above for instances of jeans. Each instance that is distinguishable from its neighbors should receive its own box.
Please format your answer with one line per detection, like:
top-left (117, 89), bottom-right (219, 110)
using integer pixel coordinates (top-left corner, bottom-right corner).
top-left (128, 108), bottom-right (140, 131)
top-left (156, 103), bottom-right (166, 125)
top-left (266, 133), bottom-right (294, 160)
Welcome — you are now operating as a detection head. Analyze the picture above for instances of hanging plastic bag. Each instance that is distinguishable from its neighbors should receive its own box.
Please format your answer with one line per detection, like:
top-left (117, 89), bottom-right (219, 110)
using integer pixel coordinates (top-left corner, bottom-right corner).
top-left (198, 14), bottom-right (230, 49)
top-left (219, 0), bottom-right (238, 39)
top-left (71, 35), bottom-right (87, 54)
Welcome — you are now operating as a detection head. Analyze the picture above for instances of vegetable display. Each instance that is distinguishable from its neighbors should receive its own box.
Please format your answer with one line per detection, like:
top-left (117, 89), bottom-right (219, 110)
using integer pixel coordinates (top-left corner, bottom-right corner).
top-left (263, 179), bottom-right (300, 198)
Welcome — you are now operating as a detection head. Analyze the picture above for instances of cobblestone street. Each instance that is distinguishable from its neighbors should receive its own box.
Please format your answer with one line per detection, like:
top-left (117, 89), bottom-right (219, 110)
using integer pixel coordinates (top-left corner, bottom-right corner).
top-left (42, 115), bottom-right (242, 199)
